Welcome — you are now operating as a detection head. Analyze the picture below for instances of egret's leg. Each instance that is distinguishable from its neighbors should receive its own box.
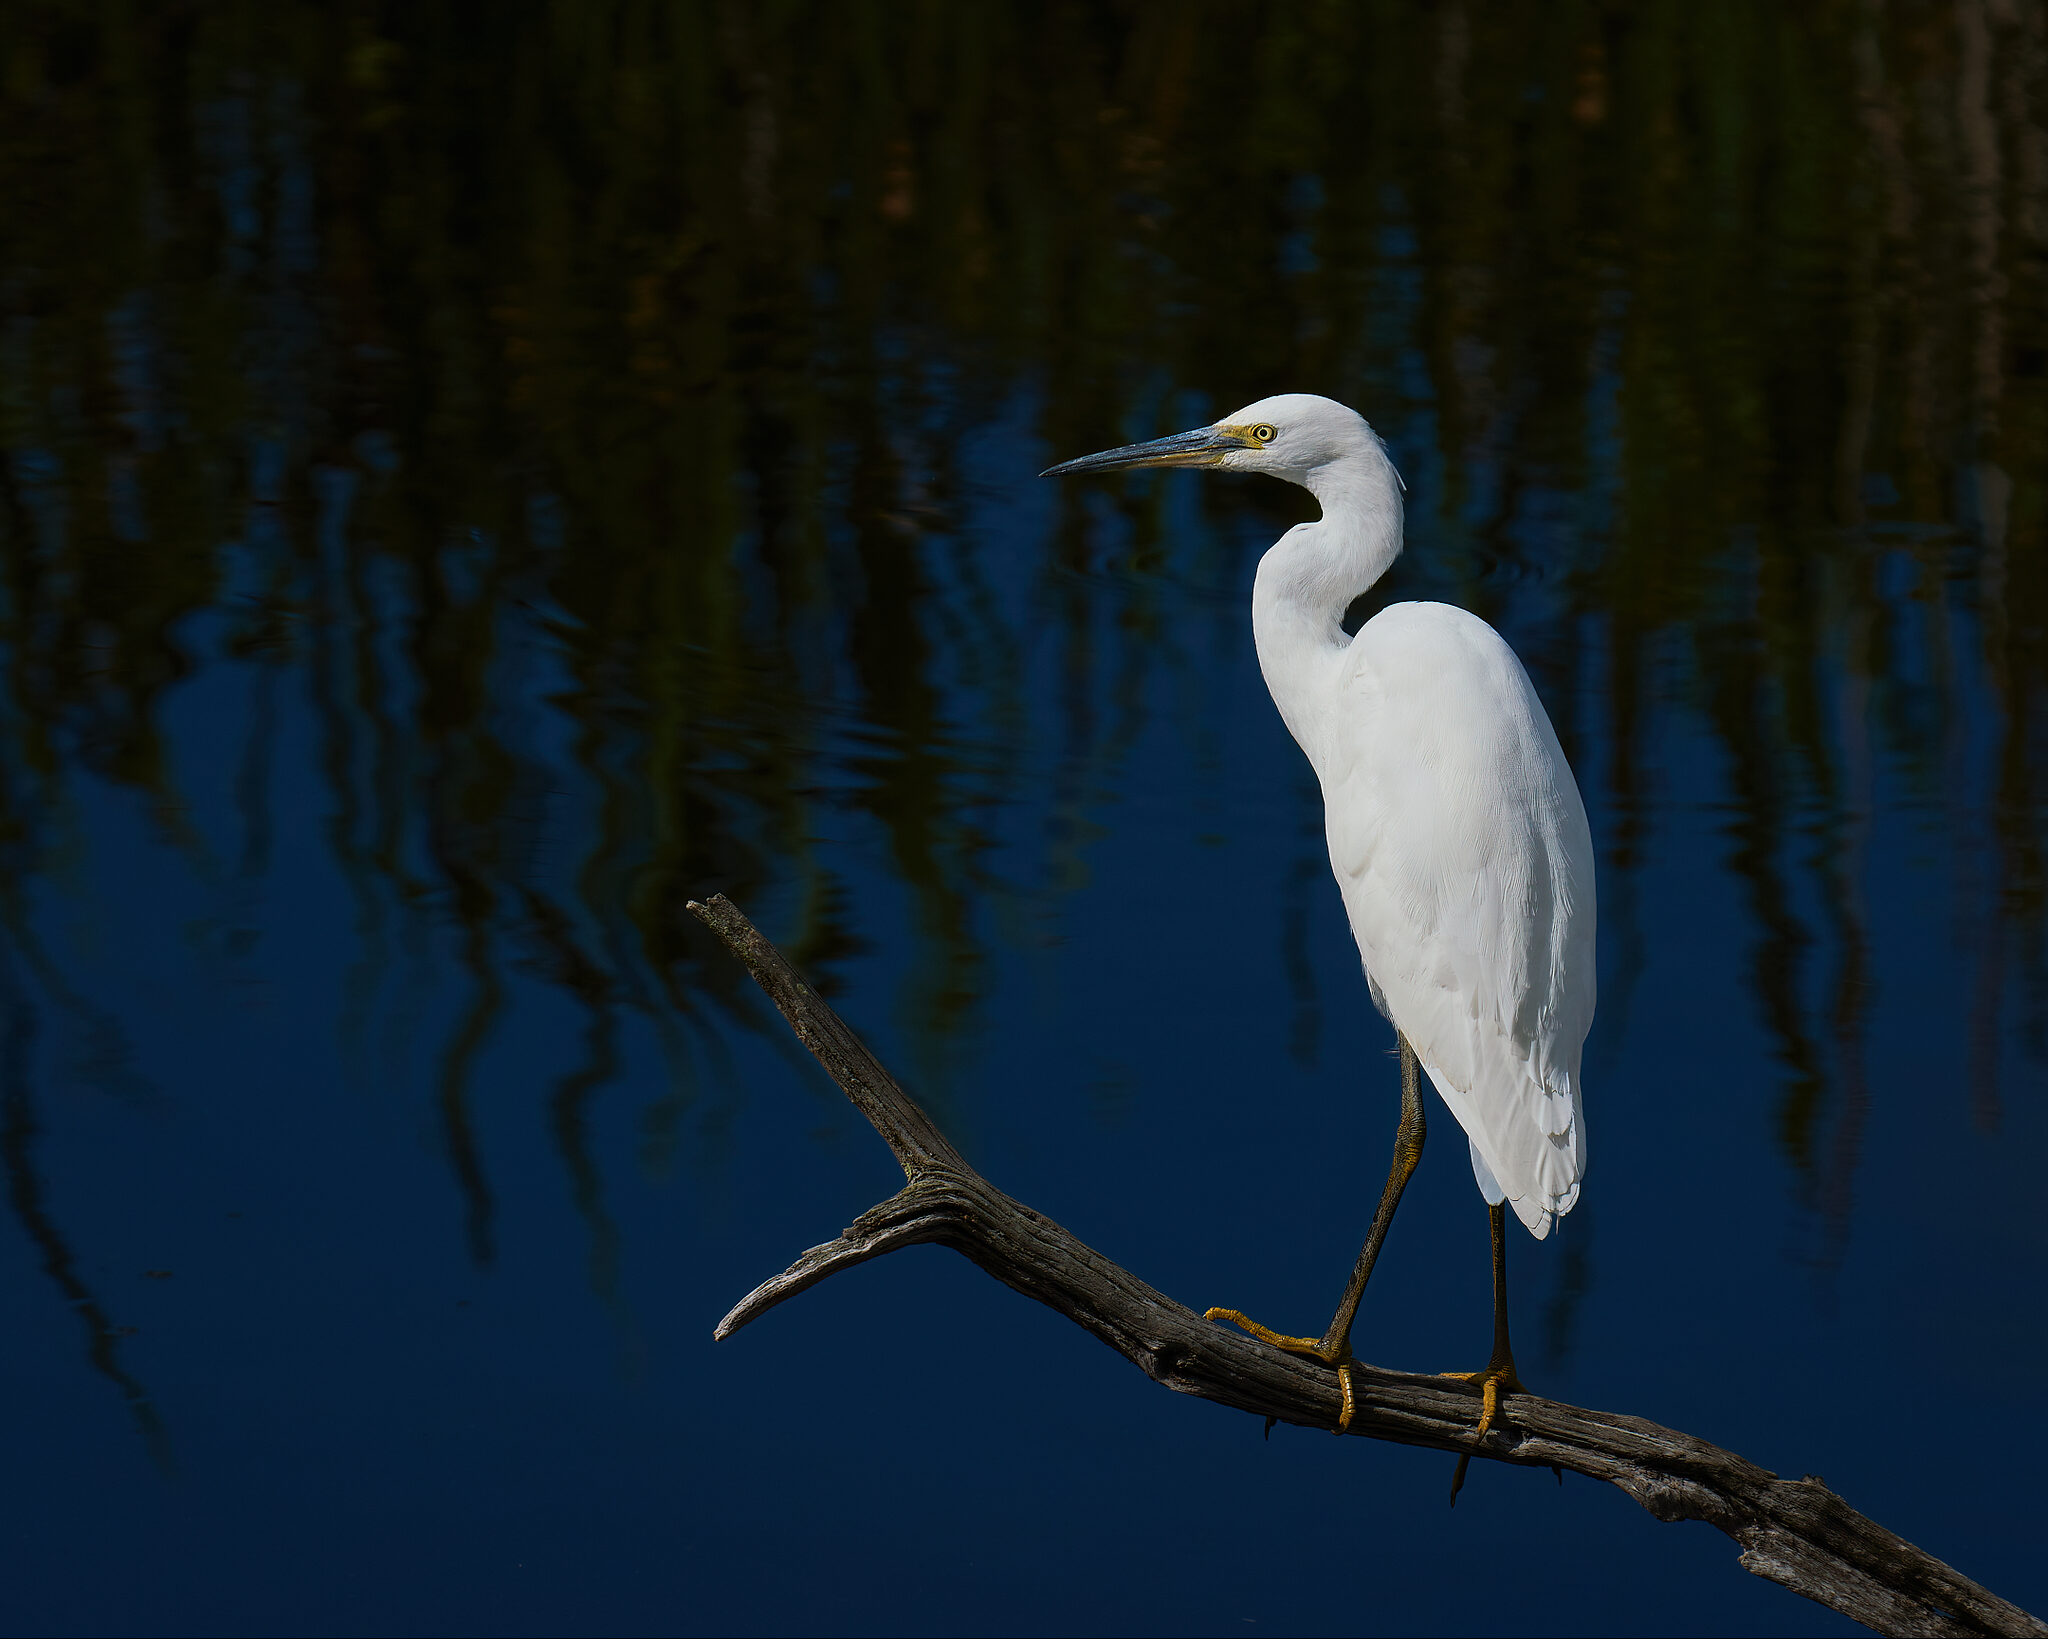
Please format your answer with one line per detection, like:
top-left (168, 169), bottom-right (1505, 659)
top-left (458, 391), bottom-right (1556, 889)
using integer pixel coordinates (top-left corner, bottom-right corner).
top-left (1205, 1034), bottom-right (1428, 1432)
top-left (1443, 1199), bottom-right (1526, 1501)
top-left (1319, 1035), bottom-right (1429, 1356)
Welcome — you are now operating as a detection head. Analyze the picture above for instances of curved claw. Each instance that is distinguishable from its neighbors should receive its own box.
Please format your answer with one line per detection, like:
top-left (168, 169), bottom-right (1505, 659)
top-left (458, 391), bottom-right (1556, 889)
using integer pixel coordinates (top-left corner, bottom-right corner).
top-left (1476, 1371), bottom-right (1505, 1441)
top-left (1203, 1308), bottom-right (1355, 1432)
top-left (1440, 1363), bottom-right (1524, 1442)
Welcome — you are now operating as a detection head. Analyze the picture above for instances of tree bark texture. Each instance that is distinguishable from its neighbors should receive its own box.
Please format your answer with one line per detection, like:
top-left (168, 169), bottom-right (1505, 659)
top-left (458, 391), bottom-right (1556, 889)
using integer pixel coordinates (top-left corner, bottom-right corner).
top-left (690, 894), bottom-right (2044, 1639)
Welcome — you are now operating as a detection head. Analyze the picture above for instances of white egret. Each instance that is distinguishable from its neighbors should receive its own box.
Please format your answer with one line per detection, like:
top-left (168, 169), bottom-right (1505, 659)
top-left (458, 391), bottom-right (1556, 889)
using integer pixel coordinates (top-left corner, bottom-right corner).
top-left (1043, 395), bottom-right (1595, 1474)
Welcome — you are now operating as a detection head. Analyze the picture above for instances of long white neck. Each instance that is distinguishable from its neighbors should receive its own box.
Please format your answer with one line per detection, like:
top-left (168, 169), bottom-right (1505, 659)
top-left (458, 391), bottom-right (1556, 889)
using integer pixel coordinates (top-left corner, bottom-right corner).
top-left (1250, 443), bottom-right (1405, 765)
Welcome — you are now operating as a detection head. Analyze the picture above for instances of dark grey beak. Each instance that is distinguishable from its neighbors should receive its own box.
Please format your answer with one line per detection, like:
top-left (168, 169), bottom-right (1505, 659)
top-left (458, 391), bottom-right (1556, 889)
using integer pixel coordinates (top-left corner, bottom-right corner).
top-left (1039, 426), bottom-right (1245, 478)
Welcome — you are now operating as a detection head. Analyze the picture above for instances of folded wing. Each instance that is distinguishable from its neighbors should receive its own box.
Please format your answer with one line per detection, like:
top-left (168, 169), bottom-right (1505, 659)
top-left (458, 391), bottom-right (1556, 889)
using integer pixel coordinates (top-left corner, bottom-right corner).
top-left (1317, 602), bottom-right (1596, 1238)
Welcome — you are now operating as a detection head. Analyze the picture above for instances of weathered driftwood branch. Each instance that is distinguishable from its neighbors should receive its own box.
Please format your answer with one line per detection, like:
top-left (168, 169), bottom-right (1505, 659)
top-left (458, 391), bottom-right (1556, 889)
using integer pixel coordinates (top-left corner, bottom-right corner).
top-left (690, 893), bottom-right (2043, 1639)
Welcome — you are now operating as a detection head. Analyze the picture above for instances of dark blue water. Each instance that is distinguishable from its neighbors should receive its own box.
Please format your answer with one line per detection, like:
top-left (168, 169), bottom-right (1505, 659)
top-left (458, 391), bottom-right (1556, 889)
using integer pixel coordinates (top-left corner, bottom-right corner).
top-left (3, 7), bottom-right (2044, 1634)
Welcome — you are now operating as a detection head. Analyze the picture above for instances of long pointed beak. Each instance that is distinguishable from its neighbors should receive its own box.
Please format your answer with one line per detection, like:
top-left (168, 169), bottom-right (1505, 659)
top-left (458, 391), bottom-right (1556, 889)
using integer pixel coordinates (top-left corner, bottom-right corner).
top-left (1039, 425), bottom-right (1247, 478)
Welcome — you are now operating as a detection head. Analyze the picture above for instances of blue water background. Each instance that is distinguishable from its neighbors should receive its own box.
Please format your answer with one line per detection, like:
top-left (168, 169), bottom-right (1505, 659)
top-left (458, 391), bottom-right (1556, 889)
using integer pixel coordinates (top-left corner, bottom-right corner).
top-left (2, 8), bottom-right (2044, 1635)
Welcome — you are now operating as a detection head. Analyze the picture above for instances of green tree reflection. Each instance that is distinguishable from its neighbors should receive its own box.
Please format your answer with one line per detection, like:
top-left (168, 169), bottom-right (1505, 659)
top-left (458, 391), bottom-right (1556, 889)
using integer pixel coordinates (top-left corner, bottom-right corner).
top-left (2, 0), bottom-right (2044, 1413)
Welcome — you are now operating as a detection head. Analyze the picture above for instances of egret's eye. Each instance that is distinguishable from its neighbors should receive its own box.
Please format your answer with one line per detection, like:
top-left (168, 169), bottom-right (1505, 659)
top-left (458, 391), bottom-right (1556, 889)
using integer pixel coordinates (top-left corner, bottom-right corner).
top-left (1252, 424), bottom-right (1277, 443)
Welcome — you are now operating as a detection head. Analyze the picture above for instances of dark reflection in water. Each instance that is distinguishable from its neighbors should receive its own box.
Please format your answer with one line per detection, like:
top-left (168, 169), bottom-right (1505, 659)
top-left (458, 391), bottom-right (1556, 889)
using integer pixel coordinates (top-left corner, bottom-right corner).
top-left (2, 5), bottom-right (2045, 1634)
top-left (0, 989), bottom-right (165, 1458)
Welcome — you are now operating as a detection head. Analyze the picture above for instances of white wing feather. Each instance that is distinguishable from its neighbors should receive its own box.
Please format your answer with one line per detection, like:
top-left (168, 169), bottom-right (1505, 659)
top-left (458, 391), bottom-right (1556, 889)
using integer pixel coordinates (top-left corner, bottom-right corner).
top-left (1316, 602), bottom-right (1595, 1238)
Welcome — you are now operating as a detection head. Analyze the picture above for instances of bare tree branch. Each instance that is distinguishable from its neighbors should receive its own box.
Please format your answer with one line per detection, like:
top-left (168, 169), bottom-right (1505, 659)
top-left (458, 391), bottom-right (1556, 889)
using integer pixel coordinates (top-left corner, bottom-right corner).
top-left (689, 893), bottom-right (2045, 1639)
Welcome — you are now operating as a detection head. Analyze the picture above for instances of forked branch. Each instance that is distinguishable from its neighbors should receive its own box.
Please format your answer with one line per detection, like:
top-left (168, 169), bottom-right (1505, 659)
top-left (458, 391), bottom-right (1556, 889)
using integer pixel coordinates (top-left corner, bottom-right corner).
top-left (689, 894), bottom-right (2043, 1639)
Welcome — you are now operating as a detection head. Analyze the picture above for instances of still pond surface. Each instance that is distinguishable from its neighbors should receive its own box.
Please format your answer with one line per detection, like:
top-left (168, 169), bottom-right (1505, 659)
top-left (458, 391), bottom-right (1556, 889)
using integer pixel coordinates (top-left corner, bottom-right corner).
top-left (2, 5), bottom-right (2045, 1634)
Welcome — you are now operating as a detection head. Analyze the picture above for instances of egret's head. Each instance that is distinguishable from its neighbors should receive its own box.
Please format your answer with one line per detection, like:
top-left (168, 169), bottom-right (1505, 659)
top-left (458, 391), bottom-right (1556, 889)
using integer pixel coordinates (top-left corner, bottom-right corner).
top-left (1040, 393), bottom-right (1383, 485)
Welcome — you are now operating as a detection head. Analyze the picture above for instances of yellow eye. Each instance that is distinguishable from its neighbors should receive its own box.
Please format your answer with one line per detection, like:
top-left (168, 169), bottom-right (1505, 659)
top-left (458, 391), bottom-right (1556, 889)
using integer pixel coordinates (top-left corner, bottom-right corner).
top-left (1253, 424), bottom-right (1276, 443)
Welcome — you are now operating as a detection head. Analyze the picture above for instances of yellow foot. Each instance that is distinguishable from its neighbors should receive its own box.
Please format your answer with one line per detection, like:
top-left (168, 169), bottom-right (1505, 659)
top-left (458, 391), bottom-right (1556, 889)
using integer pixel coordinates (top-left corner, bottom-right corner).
top-left (1440, 1358), bottom-right (1525, 1505)
top-left (1204, 1308), bottom-right (1357, 1432)
top-left (1439, 1360), bottom-right (1525, 1444)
